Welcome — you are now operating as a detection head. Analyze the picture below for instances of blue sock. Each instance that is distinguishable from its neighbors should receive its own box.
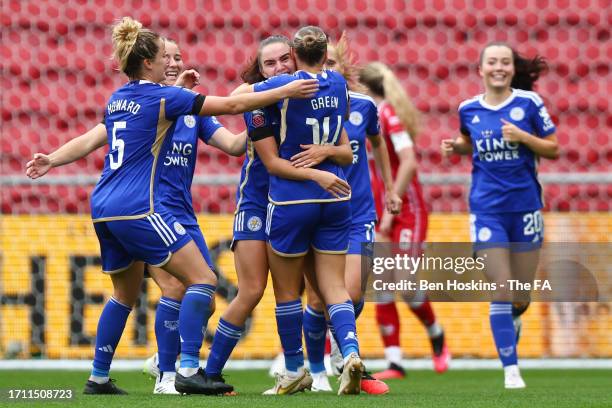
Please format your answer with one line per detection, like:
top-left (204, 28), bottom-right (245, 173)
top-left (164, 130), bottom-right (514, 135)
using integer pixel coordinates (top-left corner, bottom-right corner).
top-left (179, 284), bottom-right (216, 368)
top-left (353, 299), bottom-right (365, 320)
top-left (303, 305), bottom-right (326, 374)
top-left (490, 302), bottom-right (518, 366)
top-left (327, 300), bottom-right (359, 358)
top-left (91, 297), bottom-right (132, 377)
top-left (275, 299), bottom-right (304, 373)
top-left (205, 318), bottom-right (243, 376)
top-left (155, 297), bottom-right (181, 373)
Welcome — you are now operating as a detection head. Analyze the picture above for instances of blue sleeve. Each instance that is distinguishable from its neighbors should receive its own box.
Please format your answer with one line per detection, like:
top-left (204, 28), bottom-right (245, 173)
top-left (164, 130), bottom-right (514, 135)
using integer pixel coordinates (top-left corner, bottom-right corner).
top-left (163, 86), bottom-right (202, 121)
top-left (244, 108), bottom-right (274, 141)
top-left (198, 116), bottom-right (224, 144)
top-left (253, 74), bottom-right (295, 92)
top-left (458, 107), bottom-right (470, 136)
top-left (529, 98), bottom-right (556, 137)
top-left (365, 102), bottom-right (381, 136)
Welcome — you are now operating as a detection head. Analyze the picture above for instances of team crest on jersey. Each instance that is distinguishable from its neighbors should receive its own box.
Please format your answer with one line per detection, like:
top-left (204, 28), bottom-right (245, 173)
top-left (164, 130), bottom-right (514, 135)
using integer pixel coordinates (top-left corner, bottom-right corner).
top-left (478, 227), bottom-right (492, 242)
top-left (481, 129), bottom-right (493, 138)
top-left (349, 111), bottom-right (363, 126)
top-left (251, 109), bottom-right (266, 128)
top-left (173, 222), bottom-right (186, 235)
top-left (183, 115), bottom-right (196, 128)
top-left (510, 107), bottom-right (525, 121)
top-left (247, 216), bottom-right (262, 231)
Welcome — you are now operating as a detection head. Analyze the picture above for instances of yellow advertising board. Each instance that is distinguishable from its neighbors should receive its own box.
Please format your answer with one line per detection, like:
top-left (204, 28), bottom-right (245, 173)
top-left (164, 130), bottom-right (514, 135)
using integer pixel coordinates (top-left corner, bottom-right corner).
top-left (0, 213), bottom-right (610, 359)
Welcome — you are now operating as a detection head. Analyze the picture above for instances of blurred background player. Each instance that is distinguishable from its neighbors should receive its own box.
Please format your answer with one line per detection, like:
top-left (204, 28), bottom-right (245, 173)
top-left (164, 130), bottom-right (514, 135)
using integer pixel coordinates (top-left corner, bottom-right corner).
top-left (359, 62), bottom-right (451, 379)
top-left (441, 42), bottom-right (558, 388)
top-left (299, 34), bottom-right (400, 394)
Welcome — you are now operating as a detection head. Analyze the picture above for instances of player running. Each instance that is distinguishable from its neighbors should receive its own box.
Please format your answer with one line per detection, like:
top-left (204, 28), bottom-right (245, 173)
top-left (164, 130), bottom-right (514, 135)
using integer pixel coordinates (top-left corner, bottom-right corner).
top-left (441, 42), bottom-right (558, 389)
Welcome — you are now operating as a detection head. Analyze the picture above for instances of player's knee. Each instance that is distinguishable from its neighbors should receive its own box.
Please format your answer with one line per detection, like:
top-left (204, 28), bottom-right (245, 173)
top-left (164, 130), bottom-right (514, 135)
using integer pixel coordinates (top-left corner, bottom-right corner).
top-left (160, 280), bottom-right (186, 301)
top-left (239, 281), bottom-right (267, 307)
top-left (307, 296), bottom-right (325, 311)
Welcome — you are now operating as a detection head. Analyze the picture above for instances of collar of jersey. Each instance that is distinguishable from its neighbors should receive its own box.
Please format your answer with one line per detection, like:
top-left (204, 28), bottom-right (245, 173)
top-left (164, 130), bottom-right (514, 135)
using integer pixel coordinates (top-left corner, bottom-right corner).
top-left (297, 70), bottom-right (327, 79)
top-left (478, 88), bottom-right (517, 111)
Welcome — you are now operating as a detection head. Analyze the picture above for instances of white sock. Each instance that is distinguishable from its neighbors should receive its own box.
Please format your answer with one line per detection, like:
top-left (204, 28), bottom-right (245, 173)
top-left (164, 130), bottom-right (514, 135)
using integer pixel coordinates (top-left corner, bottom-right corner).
top-left (504, 364), bottom-right (520, 377)
top-left (427, 322), bottom-right (443, 338)
top-left (178, 367), bottom-right (199, 377)
top-left (384, 346), bottom-right (402, 366)
top-left (161, 371), bottom-right (176, 380)
top-left (285, 366), bottom-right (304, 379)
top-left (88, 375), bottom-right (109, 384)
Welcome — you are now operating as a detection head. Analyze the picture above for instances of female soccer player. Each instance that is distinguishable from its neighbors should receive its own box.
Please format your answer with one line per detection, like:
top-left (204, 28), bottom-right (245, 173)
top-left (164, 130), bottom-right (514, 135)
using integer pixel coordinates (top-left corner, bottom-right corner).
top-left (297, 35), bottom-right (401, 394)
top-left (29, 16), bottom-right (317, 395)
top-left (244, 26), bottom-right (367, 395)
top-left (359, 62), bottom-right (451, 379)
top-left (441, 42), bottom-right (558, 388)
top-left (28, 38), bottom-right (249, 395)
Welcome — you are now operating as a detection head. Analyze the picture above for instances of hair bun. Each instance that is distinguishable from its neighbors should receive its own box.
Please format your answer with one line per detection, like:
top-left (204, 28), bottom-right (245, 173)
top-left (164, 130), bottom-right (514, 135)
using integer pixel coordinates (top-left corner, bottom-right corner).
top-left (112, 17), bottom-right (141, 45)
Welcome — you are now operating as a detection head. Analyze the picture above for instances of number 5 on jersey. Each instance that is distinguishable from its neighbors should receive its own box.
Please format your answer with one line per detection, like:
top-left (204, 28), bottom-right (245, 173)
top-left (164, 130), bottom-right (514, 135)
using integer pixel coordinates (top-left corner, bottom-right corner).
top-left (110, 121), bottom-right (126, 169)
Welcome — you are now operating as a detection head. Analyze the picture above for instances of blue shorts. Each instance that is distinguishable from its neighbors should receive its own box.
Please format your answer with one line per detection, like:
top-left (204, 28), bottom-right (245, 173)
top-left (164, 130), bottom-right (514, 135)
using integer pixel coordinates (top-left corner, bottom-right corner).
top-left (184, 224), bottom-right (215, 271)
top-left (232, 208), bottom-right (267, 250)
top-left (470, 210), bottom-right (544, 252)
top-left (266, 200), bottom-right (351, 256)
top-left (347, 220), bottom-right (376, 255)
top-left (94, 208), bottom-right (192, 274)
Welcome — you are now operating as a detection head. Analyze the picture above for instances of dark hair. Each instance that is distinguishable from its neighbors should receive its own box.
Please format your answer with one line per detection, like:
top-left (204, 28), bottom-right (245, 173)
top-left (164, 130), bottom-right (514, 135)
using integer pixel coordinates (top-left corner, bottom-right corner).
top-left (240, 35), bottom-right (291, 84)
top-left (479, 42), bottom-right (548, 91)
top-left (292, 26), bottom-right (328, 66)
top-left (112, 17), bottom-right (161, 79)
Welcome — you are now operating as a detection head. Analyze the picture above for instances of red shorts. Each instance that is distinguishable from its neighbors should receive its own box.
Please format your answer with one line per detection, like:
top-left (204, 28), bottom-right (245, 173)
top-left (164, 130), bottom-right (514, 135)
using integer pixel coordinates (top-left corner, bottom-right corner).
top-left (379, 210), bottom-right (428, 257)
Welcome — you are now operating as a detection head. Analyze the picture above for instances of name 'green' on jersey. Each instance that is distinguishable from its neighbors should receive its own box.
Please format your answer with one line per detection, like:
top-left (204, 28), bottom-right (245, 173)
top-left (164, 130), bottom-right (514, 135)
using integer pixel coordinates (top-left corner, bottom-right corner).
top-left (91, 80), bottom-right (203, 221)
top-left (254, 70), bottom-right (349, 204)
top-left (458, 89), bottom-right (556, 213)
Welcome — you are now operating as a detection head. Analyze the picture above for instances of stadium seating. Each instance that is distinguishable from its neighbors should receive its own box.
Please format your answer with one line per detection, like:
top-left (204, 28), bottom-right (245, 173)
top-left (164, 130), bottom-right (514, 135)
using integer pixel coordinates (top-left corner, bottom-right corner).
top-left (1, 0), bottom-right (609, 213)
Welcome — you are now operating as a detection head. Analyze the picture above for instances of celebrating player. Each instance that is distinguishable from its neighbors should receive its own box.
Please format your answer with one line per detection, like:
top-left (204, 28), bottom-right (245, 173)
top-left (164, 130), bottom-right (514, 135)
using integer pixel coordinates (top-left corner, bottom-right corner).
top-left (359, 62), bottom-right (451, 379)
top-left (441, 42), bottom-right (558, 388)
top-left (299, 34), bottom-right (400, 394)
top-left (28, 16), bottom-right (317, 395)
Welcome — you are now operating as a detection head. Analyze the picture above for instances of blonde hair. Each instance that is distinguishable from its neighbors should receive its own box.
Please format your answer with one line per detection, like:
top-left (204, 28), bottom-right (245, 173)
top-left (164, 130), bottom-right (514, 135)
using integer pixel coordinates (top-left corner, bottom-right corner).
top-left (292, 26), bottom-right (328, 66)
top-left (359, 62), bottom-right (420, 138)
top-left (111, 17), bottom-right (160, 78)
top-left (328, 31), bottom-right (367, 93)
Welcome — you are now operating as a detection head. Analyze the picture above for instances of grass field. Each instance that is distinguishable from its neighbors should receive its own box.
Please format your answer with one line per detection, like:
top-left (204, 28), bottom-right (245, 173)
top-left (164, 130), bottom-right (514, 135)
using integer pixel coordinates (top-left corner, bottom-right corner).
top-left (0, 369), bottom-right (610, 408)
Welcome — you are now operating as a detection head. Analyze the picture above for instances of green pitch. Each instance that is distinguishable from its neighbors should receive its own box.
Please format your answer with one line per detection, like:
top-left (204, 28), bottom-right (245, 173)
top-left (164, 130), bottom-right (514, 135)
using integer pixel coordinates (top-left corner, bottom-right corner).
top-left (0, 369), bottom-right (610, 408)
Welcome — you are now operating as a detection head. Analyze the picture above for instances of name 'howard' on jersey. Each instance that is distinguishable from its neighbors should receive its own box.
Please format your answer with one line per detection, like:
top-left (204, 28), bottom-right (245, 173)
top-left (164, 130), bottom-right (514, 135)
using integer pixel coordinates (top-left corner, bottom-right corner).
top-left (91, 80), bottom-right (203, 221)
top-left (458, 89), bottom-right (556, 213)
top-left (254, 70), bottom-right (349, 204)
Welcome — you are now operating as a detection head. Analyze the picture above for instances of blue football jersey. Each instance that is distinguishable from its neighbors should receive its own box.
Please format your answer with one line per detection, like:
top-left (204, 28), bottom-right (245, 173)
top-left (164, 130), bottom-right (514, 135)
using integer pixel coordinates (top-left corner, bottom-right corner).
top-left (343, 91), bottom-right (380, 223)
top-left (458, 89), bottom-right (556, 213)
top-left (235, 107), bottom-right (279, 213)
top-left (158, 115), bottom-right (223, 225)
top-left (92, 81), bottom-right (203, 220)
top-left (254, 70), bottom-right (349, 204)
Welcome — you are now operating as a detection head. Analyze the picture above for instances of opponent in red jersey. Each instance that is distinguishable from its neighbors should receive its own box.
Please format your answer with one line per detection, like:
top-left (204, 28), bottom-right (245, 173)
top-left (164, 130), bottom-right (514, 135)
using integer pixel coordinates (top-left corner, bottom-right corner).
top-left (360, 62), bottom-right (451, 379)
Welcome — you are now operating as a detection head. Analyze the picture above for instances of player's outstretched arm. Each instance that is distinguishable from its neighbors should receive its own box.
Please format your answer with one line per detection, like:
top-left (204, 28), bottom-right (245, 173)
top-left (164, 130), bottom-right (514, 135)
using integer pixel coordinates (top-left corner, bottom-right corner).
top-left (290, 129), bottom-right (353, 168)
top-left (208, 129), bottom-right (247, 156)
top-left (369, 133), bottom-right (402, 214)
top-left (199, 80), bottom-right (318, 116)
top-left (26, 123), bottom-right (107, 179)
top-left (254, 137), bottom-right (351, 199)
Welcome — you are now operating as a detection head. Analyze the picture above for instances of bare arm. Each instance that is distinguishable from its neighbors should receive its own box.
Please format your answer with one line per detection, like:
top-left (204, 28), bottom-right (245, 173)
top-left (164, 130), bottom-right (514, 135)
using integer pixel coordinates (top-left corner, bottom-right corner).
top-left (254, 137), bottom-right (351, 198)
top-left (230, 83), bottom-right (254, 96)
top-left (290, 129), bottom-right (353, 167)
top-left (369, 133), bottom-right (402, 214)
top-left (393, 146), bottom-right (418, 198)
top-left (207, 128), bottom-right (247, 156)
top-left (26, 123), bottom-right (107, 179)
top-left (199, 80), bottom-right (318, 116)
top-left (441, 133), bottom-right (473, 157)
